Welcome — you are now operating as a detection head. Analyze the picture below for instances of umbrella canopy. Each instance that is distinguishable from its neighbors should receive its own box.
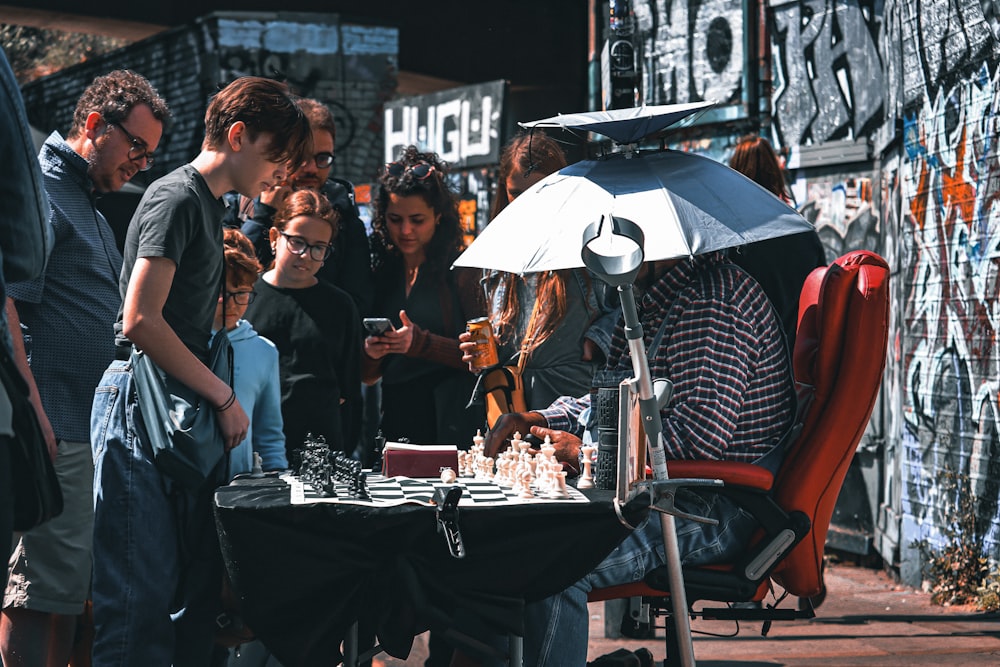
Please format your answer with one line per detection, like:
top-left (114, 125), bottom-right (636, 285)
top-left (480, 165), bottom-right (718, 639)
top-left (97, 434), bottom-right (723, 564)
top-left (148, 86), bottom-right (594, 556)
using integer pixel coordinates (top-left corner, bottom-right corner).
top-left (519, 102), bottom-right (715, 144)
top-left (454, 148), bottom-right (815, 275)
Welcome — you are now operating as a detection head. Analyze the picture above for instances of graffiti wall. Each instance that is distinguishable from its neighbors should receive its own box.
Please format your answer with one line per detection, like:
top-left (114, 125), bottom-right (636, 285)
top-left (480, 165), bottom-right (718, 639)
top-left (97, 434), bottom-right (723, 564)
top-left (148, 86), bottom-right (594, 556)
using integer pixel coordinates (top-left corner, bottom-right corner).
top-left (774, 0), bottom-right (1000, 584)
top-left (771, 0), bottom-right (884, 146)
top-left (614, 0), bottom-right (1000, 582)
top-left (630, 0), bottom-right (748, 110)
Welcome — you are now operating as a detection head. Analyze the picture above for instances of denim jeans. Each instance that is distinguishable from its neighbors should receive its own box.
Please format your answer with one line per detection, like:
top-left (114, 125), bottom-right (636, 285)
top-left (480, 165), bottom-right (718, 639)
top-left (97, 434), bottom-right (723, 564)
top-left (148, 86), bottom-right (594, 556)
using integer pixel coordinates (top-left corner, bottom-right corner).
top-left (521, 490), bottom-right (756, 666)
top-left (91, 360), bottom-right (220, 667)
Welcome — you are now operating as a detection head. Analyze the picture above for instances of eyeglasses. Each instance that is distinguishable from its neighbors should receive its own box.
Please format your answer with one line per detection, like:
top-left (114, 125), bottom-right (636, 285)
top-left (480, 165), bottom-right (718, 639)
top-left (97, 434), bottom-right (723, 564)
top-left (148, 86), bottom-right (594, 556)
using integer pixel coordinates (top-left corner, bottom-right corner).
top-left (311, 152), bottom-right (335, 169)
top-left (106, 120), bottom-right (155, 171)
top-left (223, 290), bottom-right (256, 306)
top-left (279, 231), bottom-right (333, 261)
top-left (385, 161), bottom-right (435, 180)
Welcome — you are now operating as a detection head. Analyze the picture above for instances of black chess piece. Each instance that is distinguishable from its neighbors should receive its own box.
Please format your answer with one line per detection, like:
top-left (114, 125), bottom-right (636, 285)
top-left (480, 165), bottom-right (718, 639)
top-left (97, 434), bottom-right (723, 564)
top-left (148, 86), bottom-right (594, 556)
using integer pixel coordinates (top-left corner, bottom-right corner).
top-left (356, 472), bottom-right (370, 500)
top-left (371, 429), bottom-right (386, 473)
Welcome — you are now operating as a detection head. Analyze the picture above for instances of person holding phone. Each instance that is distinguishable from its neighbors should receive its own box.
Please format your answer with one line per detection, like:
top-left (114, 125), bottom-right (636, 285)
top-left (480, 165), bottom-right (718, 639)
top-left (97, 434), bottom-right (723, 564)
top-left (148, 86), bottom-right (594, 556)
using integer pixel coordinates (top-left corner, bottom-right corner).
top-left (362, 146), bottom-right (486, 448)
top-left (363, 317), bottom-right (394, 337)
top-left (243, 189), bottom-right (362, 461)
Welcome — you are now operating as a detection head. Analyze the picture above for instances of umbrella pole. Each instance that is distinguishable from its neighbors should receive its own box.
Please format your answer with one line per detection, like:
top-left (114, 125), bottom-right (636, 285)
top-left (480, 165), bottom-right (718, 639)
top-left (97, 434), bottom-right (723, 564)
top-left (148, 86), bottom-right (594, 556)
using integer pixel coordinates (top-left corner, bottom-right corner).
top-left (618, 284), bottom-right (697, 667)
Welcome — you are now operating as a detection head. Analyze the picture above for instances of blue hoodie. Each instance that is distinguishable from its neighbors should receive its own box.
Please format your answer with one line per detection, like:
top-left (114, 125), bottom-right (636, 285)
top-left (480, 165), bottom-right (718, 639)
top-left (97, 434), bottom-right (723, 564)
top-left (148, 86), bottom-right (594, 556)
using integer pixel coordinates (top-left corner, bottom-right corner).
top-left (220, 319), bottom-right (287, 478)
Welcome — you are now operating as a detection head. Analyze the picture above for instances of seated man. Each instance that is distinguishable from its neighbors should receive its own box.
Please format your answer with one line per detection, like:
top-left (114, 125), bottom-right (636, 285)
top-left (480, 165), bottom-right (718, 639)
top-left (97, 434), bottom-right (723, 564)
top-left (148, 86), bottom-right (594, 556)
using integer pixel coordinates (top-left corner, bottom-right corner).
top-left (482, 250), bottom-right (797, 666)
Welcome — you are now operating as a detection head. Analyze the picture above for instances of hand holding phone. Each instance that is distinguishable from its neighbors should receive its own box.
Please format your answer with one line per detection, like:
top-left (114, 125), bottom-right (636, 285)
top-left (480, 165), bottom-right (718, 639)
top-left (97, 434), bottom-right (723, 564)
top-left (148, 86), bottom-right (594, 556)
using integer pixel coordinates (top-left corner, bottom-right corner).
top-left (363, 317), bottom-right (394, 337)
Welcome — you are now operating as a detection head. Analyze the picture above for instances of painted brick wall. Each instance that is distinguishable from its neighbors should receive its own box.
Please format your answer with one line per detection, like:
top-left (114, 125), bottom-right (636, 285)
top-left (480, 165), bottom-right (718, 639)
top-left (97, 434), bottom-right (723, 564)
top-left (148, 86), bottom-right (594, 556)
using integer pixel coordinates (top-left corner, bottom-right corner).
top-left (769, 0), bottom-right (1000, 585)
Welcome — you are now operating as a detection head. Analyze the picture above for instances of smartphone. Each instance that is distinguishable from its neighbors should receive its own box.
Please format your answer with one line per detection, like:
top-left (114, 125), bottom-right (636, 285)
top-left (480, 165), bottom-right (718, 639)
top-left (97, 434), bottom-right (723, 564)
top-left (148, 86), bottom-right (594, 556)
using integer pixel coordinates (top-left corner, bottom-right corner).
top-left (363, 317), bottom-right (394, 336)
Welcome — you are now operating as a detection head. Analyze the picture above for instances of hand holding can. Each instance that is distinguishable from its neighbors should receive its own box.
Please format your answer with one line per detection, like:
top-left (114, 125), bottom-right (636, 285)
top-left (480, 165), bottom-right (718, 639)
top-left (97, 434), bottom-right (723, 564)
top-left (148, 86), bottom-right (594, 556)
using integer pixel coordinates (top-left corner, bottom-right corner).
top-left (466, 317), bottom-right (499, 371)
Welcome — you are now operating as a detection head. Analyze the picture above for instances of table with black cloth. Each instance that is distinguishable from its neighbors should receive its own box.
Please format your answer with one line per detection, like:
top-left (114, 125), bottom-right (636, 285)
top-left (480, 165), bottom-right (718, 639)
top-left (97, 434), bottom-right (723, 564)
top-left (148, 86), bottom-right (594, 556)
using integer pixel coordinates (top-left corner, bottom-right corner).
top-left (213, 473), bottom-right (648, 666)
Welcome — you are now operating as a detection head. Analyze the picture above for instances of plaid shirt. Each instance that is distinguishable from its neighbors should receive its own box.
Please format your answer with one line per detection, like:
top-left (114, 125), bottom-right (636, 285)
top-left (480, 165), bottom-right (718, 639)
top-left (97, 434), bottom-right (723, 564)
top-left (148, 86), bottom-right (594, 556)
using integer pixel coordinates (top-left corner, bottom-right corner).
top-left (539, 252), bottom-right (794, 463)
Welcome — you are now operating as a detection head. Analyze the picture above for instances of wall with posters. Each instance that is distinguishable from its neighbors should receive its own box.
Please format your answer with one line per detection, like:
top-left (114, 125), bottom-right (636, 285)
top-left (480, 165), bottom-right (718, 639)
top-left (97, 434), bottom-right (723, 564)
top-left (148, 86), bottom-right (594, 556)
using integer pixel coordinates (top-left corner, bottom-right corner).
top-left (384, 80), bottom-right (507, 240)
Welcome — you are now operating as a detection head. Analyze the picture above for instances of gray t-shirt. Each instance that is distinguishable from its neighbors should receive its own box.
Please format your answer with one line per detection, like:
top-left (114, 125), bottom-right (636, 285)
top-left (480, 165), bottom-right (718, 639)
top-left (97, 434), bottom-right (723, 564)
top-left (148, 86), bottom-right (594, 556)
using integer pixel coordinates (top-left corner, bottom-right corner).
top-left (115, 164), bottom-right (225, 363)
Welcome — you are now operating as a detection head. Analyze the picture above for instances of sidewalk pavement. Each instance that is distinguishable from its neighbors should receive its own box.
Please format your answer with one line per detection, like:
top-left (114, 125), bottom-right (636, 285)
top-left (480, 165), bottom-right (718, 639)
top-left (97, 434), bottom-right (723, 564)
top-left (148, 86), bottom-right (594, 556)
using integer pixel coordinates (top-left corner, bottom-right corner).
top-left (374, 559), bottom-right (1000, 665)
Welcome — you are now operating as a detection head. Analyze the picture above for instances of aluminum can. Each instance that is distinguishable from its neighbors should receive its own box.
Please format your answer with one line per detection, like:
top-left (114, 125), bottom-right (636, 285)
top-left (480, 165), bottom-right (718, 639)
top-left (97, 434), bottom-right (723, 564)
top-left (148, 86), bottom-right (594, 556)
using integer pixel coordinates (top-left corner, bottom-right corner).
top-left (467, 317), bottom-right (499, 371)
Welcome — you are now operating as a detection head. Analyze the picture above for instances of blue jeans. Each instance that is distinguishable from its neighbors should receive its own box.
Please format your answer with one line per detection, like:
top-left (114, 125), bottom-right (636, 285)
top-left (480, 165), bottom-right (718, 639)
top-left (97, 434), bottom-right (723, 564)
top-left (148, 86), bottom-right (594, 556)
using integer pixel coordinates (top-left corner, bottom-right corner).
top-left (521, 490), bottom-right (756, 666)
top-left (91, 360), bottom-right (220, 667)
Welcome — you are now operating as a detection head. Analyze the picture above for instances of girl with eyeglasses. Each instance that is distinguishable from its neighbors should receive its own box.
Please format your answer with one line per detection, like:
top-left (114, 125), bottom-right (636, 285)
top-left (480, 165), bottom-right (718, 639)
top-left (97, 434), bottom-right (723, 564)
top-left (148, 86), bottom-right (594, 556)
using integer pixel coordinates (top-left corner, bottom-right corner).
top-left (213, 228), bottom-right (287, 480)
top-left (244, 189), bottom-right (363, 462)
top-left (363, 146), bottom-right (486, 447)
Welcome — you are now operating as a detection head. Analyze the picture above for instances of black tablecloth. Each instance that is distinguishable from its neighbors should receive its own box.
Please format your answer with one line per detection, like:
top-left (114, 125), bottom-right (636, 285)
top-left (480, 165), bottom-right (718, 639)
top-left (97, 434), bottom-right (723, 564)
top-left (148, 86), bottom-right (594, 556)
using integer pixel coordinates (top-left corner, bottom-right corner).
top-left (214, 474), bottom-right (647, 665)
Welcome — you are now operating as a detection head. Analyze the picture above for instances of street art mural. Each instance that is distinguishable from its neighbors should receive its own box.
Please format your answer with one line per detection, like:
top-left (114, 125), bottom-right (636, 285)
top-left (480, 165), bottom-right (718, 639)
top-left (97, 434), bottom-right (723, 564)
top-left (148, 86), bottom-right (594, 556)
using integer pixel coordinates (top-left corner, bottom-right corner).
top-left (797, 173), bottom-right (880, 261)
top-left (768, 0), bottom-right (1000, 577)
top-left (771, 0), bottom-right (884, 147)
top-left (897, 64), bottom-right (1000, 561)
top-left (631, 0), bottom-right (747, 108)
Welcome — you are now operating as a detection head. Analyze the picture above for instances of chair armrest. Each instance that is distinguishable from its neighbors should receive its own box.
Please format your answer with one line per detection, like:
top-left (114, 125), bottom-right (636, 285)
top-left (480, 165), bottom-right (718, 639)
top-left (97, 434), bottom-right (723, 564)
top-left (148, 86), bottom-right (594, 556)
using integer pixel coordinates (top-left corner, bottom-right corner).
top-left (666, 460), bottom-right (774, 492)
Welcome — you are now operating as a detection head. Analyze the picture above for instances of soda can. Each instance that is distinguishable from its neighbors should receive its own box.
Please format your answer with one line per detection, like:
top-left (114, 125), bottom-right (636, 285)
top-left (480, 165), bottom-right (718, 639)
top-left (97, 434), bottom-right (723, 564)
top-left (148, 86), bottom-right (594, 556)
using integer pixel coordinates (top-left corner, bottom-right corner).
top-left (467, 317), bottom-right (499, 371)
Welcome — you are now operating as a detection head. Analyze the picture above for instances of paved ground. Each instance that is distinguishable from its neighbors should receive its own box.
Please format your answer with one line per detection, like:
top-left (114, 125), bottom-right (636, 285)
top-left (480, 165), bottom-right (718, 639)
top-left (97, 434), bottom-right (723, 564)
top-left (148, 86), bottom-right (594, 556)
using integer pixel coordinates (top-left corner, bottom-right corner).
top-left (373, 559), bottom-right (1000, 666)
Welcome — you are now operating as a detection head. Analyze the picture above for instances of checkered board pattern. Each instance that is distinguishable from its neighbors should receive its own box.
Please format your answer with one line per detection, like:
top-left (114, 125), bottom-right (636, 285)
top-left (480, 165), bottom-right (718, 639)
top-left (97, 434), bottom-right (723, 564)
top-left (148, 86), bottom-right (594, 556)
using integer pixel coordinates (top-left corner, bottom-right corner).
top-left (283, 473), bottom-right (589, 507)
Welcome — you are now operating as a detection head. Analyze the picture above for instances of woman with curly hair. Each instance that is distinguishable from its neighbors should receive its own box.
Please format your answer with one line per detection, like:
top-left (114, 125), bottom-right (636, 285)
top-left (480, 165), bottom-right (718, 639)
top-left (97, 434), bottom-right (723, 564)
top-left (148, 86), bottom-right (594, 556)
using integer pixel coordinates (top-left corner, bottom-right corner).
top-left (363, 146), bottom-right (486, 446)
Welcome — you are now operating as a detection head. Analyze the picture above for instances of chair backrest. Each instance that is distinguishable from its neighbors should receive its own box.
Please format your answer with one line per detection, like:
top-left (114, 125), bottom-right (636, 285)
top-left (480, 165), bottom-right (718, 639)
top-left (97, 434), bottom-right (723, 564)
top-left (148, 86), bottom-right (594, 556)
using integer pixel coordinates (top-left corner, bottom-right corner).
top-left (769, 250), bottom-right (890, 597)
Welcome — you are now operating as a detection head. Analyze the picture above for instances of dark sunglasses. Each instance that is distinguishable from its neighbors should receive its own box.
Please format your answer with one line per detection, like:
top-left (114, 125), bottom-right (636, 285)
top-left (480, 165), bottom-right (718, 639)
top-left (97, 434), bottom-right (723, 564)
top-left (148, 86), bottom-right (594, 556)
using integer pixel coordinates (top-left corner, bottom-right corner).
top-left (223, 290), bottom-right (256, 306)
top-left (106, 120), bottom-right (155, 171)
top-left (385, 161), bottom-right (435, 180)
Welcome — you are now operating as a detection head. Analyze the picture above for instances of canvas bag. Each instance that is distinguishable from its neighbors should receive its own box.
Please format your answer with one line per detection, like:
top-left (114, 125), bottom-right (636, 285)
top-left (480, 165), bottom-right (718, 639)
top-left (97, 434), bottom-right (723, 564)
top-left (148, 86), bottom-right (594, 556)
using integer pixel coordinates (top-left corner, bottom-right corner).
top-left (0, 343), bottom-right (63, 531)
top-left (131, 330), bottom-right (234, 488)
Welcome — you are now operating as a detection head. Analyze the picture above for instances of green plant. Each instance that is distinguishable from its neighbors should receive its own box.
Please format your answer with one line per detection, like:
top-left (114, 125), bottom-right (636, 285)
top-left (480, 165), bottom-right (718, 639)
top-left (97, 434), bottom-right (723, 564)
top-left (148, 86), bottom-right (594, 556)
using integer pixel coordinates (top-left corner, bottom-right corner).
top-left (911, 469), bottom-right (998, 609)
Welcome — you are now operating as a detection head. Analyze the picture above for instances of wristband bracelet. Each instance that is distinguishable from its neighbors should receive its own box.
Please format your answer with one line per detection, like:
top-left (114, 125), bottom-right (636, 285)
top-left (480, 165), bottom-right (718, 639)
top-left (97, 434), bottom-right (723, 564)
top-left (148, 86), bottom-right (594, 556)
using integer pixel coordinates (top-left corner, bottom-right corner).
top-left (215, 388), bottom-right (236, 412)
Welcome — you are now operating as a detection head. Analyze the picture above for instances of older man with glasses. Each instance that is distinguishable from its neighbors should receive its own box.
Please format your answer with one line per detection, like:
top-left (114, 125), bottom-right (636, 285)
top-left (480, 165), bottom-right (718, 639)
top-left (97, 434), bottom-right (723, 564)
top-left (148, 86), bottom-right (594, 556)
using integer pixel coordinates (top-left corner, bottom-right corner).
top-left (1, 69), bottom-right (170, 667)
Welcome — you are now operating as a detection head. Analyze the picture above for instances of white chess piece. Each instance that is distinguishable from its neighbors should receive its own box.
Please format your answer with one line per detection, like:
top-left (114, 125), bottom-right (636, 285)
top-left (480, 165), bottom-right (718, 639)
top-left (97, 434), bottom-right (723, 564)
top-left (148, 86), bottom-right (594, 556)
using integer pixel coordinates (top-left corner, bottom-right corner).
top-left (540, 436), bottom-right (556, 462)
top-left (518, 469), bottom-right (534, 498)
top-left (554, 470), bottom-right (571, 499)
top-left (578, 444), bottom-right (596, 489)
top-left (440, 467), bottom-right (457, 484)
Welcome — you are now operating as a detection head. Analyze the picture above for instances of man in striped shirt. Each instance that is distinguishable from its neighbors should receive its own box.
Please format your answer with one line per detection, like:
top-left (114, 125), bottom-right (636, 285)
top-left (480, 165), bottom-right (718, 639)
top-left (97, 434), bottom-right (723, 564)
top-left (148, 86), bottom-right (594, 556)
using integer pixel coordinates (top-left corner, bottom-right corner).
top-left (484, 250), bottom-right (796, 666)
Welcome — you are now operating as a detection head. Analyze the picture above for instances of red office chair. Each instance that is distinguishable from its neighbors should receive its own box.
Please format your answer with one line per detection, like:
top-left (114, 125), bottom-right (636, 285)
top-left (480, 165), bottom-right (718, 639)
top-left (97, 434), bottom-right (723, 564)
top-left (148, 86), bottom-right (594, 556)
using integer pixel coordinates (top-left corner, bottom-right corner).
top-left (587, 250), bottom-right (891, 666)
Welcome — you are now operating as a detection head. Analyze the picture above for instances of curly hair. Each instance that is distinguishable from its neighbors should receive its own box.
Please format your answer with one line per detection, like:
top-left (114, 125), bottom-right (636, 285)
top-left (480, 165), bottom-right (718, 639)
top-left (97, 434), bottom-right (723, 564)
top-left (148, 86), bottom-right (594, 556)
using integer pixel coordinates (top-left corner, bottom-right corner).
top-left (223, 228), bottom-right (261, 287)
top-left (273, 189), bottom-right (340, 240)
top-left (68, 70), bottom-right (170, 140)
top-left (203, 76), bottom-right (311, 168)
top-left (370, 145), bottom-right (464, 274)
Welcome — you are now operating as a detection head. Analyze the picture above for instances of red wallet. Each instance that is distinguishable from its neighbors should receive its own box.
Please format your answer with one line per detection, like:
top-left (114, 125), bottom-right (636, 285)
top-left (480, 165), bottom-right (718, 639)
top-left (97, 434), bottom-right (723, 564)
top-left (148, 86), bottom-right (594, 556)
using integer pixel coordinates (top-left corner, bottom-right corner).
top-left (381, 443), bottom-right (459, 478)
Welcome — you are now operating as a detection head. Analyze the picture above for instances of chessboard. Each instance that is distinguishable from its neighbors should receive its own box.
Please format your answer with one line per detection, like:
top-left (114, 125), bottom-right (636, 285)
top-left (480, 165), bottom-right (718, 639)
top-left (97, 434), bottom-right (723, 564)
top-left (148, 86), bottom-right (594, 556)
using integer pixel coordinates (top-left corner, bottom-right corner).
top-left (284, 473), bottom-right (590, 507)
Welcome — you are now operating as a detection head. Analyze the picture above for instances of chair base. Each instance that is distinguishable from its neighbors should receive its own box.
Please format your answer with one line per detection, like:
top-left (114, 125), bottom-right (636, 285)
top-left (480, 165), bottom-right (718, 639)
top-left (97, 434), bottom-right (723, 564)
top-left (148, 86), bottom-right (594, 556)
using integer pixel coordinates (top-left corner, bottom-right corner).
top-left (615, 595), bottom-right (817, 667)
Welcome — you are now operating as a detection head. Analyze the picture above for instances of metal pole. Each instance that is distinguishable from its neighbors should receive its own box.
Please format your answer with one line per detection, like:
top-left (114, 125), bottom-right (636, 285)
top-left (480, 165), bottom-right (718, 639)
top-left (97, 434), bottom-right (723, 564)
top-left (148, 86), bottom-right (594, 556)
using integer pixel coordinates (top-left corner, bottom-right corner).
top-left (618, 284), bottom-right (696, 667)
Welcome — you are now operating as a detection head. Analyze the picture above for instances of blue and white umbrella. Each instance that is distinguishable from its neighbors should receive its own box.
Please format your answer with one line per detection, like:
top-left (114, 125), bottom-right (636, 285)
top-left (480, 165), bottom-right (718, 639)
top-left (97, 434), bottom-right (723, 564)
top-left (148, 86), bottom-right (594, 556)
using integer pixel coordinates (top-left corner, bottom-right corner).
top-left (454, 147), bottom-right (813, 275)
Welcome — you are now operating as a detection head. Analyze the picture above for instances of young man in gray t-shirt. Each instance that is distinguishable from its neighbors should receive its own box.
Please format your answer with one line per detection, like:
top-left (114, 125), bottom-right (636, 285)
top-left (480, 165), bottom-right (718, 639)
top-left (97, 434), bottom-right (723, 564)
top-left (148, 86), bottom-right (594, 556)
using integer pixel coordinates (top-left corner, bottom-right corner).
top-left (91, 76), bottom-right (310, 667)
